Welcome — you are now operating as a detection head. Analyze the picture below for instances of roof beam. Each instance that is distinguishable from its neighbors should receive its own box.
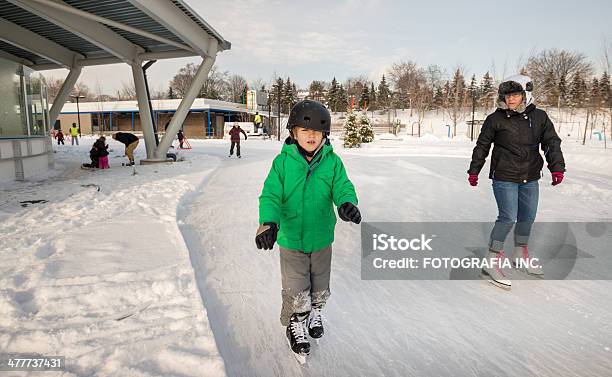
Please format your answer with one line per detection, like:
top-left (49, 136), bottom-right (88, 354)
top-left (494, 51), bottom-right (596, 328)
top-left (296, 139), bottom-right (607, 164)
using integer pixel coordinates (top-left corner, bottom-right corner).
top-left (0, 17), bottom-right (82, 68)
top-left (8, 0), bottom-right (144, 64)
top-left (27, 0), bottom-right (194, 52)
top-left (127, 0), bottom-right (214, 57)
top-left (30, 50), bottom-right (201, 71)
top-left (0, 49), bottom-right (34, 66)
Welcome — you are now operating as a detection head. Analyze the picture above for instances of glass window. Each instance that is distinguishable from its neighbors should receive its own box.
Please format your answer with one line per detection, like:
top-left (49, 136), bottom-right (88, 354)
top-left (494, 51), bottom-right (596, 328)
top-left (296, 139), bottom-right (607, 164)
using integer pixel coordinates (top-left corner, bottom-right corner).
top-left (0, 58), bottom-right (49, 138)
top-left (28, 74), bottom-right (46, 136)
top-left (0, 58), bottom-right (27, 137)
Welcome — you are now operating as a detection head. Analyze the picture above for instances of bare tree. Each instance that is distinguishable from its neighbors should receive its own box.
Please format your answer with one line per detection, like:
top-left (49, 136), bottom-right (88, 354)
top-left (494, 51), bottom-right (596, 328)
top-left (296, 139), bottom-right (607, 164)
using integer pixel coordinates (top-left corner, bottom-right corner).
top-left (117, 81), bottom-right (136, 100)
top-left (387, 60), bottom-right (427, 110)
top-left (525, 49), bottom-right (593, 104)
top-left (424, 64), bottom-right (446, 94)
top-left (227, 74), bottom-right (248, 103)
top-left (169, 63), bottom-right (198, 98)
top-left (43, 76), bottom-right (64, 103)
top-left (151, 84), bottom-right (167, 100)
top-left (345, 76), bottom-right (369, 107)
top-left (250, 78), bottom-right (266, 91)
top-left (200, 65), bottom-right (228, 100)
top-left (445, 67), bottom-right (468, 137)
top-left (72, 81), bottom-right (91, 100)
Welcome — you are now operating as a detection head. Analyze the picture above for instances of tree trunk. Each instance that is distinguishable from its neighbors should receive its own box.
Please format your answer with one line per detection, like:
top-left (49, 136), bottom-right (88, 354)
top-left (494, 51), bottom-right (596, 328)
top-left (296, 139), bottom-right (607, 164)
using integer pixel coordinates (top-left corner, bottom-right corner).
top-left (582, 110), bottom-right (589, 145)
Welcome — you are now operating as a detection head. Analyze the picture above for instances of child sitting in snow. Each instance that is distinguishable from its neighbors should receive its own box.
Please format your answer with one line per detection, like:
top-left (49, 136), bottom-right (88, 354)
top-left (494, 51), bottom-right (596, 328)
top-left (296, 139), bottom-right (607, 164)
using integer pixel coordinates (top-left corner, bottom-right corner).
top-left (256, 100), bottom-right (361, 358)
top-left (95, 136), bottom-right (110, 169)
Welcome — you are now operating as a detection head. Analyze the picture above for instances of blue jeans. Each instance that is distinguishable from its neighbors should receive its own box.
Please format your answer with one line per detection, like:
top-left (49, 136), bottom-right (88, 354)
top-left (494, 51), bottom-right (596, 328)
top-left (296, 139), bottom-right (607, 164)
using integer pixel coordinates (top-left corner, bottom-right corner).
top-left (489, 179), bottom-right (539, 252)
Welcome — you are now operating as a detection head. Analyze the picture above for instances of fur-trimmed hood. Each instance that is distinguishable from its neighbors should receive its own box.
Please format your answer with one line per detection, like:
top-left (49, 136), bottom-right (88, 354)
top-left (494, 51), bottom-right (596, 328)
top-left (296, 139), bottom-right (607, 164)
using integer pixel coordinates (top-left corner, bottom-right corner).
top-left (497, 74), bottom-right (534, 113)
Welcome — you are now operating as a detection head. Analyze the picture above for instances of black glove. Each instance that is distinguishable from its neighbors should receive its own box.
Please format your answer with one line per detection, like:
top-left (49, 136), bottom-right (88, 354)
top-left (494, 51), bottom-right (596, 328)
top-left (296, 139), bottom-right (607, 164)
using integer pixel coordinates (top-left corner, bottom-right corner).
top-left (255, 222), bottom-right (278, 250)
top-left (338, 202), bottom-right (361, 224)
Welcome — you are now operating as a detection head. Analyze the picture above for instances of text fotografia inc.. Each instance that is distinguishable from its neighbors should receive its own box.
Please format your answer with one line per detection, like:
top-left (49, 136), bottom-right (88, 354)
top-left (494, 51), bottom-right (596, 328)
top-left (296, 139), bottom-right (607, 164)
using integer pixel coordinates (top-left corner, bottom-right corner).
top-left (372, 256), bottom-right (542, 270)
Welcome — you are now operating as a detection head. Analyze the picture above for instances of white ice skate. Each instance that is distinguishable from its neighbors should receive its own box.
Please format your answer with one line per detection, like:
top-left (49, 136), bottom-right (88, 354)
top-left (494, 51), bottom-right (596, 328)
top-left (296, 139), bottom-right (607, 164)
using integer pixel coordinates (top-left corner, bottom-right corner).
top-left (481, 250), bottom-right (512, 290)
top-left (511, 245), bottom-right (544, 277)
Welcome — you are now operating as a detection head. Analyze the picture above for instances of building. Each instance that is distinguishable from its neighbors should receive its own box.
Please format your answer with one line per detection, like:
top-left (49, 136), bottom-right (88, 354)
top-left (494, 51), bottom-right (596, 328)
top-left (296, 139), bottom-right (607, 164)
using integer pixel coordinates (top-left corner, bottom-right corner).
top-left (0, 0), bottom-right (230, 181)
top-left (57, 98), bottom-right (270, 139)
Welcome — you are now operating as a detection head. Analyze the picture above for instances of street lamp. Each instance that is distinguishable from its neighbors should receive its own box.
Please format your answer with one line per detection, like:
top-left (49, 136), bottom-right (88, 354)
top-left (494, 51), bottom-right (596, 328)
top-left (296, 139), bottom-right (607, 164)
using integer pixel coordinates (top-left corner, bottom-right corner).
top-left (70, 94), bottom-right (85, 136)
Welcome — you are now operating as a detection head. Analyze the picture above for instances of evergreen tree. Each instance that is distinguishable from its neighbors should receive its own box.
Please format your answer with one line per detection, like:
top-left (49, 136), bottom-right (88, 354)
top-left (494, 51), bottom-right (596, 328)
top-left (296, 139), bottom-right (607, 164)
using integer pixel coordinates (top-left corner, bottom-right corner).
top-left (569, 72), bottom-right (586, 109)
top-left (442, 80), bottom-right (451, 109)
top-left (369, 82), bottom-right (377, 111)
top-left (283, 77), bottom-right (294, 113)
top-left (308, 80), bottom-right (325, 102)
top-left (377, 75), bottom-right (391, 110)
top-left (343, 110), bottom-right (361, 148)
top-left (327, 77), bottom-right (339, 112)
top-left (543, 69), bottom-right (558, 107)
top-left (359, 85), bottom-right (370, 109)
top-left (240, 84), bottom-right (247, 104)
top-left (590, 78), bottom-right (600, 109)
top-left (468, 74), bottom-right (480, 106)
top-left (448, 69), bottom-right (466, 106)
top-left (433, 86), bottom-right (444, 109)
top-left (291, 83), bottom-right (298, 107)
top-left (479, 71), bottom-right (495, 110)
top-left (167, 86), bottom-right (176, 99)
top-left (337, 84), bottom-right (348, 111)
top-left (558, 74), bottom-right (568, 107)
top-left (270, 77), bottom-right (284, 113)
top-left (599, 71), bottom-right (611, 108)
top-left (359, 112), bottom-right (374, 143)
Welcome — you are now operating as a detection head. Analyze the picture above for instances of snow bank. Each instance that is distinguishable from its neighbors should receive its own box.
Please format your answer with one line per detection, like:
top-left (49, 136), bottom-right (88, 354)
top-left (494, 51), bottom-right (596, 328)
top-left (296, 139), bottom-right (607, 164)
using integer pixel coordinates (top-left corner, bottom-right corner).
top-left (0, 137), bottom-right (226, 376)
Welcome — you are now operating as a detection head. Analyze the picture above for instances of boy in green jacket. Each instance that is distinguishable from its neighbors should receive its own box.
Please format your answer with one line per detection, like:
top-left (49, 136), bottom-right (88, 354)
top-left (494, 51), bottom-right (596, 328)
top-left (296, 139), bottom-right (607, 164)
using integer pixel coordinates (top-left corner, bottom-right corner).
top-left (255, 100), bottom-right (361, 359)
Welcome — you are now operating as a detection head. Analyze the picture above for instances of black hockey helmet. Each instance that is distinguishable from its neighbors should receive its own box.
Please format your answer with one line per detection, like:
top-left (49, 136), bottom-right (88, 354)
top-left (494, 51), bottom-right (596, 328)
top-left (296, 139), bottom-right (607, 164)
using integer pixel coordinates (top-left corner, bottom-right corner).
top-left (286, 100), bottom-right (331, 133)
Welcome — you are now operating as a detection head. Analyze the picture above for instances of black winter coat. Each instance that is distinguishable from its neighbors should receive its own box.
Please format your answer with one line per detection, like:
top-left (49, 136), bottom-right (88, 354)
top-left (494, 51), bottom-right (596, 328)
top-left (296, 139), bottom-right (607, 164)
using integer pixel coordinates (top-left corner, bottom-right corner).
top-left (468, 104), bottom-right (565, 183)
top-left (114, 132), bottom-right (139, 146)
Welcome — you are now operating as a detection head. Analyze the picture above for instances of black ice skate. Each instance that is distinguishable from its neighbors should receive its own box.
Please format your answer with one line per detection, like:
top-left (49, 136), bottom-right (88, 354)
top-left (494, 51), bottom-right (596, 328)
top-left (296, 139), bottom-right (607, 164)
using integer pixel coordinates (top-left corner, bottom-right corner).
top-left (308, 306), bottom-right (324, 340)
top-left (286, 312), bottom-right (310, 364)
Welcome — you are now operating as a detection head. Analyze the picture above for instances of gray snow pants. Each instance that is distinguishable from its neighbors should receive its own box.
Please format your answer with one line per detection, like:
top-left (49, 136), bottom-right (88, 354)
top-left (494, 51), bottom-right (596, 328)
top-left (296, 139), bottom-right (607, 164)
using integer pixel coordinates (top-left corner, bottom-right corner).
top-left (279, 245), bottom-right (332, 326)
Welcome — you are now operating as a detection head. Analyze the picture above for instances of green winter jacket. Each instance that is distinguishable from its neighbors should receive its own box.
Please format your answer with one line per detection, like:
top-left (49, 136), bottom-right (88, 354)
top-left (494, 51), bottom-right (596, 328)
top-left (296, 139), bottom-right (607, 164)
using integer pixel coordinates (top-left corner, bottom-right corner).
top-left (259, 139), bottom-right (358, 253)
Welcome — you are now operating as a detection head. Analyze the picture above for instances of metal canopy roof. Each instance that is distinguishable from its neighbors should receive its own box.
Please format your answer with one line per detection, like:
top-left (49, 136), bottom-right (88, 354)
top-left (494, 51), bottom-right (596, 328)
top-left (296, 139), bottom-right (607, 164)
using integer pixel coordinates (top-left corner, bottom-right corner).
top-left (0, 0), bottom-right (231, 70)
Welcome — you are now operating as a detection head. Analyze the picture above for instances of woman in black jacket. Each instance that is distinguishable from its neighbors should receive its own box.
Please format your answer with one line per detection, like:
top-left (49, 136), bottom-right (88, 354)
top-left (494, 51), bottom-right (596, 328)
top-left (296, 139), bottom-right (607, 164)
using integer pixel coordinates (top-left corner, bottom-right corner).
top-left (468, 75), bottom-right (566, 289)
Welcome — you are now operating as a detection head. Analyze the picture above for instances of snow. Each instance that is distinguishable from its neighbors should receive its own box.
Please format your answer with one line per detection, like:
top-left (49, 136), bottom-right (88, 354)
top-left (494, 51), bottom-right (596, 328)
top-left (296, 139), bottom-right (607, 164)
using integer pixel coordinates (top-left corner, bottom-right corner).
top-left (1, 128), bottom-right (611, 376)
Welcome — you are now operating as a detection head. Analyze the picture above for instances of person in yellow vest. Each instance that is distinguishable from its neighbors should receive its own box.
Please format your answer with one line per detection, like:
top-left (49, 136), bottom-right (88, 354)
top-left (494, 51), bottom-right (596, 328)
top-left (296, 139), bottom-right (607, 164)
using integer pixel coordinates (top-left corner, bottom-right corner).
top-left (254, 112), bottom-right (262, 133)
top-left (70, 123), bottom-right (80, 145)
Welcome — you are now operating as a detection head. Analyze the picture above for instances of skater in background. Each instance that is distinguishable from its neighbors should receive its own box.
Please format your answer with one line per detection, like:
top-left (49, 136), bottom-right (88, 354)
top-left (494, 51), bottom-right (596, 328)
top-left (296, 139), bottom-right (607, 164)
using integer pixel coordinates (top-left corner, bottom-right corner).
top-left (256, 100), bottom-right (361, 359)
top-left (112, 132), bottom-right (139, 165)
top-left (228, 123), bottom-right (247, 158)
top-left (177, 129), bottom-right (185, 149)
top-left (56, 129), bottom-right (65, 145)
top-left (70, 123), bottom-right (80, 145)
top-left (467, 75), bottom-right (566, 289)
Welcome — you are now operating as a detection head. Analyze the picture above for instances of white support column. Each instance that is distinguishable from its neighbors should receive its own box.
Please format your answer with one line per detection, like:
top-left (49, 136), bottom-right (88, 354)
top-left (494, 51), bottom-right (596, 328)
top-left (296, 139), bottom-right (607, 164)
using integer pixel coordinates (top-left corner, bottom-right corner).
top-left (131, 61), bottom-right (156, 159)
top-left (49, 65), bottom-right (81, 126)
top-left (153, 55), bottom-right (216, 160)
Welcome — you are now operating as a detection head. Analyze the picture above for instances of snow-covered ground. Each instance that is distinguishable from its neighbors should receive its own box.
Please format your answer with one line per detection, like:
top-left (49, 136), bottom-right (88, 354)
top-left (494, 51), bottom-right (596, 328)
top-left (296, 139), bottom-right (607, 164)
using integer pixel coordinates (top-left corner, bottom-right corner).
top-left (1, 130), bottom-right (611, 376)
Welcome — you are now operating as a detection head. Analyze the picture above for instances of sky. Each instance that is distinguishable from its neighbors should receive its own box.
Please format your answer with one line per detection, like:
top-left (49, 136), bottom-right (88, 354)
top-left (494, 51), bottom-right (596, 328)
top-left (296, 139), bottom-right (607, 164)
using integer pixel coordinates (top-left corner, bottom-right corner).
top-left (41, 0), bottom-right (612, 95)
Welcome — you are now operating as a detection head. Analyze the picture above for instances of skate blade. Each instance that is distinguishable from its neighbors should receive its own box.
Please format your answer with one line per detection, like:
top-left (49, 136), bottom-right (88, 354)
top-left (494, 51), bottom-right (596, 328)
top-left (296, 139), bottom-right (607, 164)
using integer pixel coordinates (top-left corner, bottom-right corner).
top-left (480, 273), bottom-right (512, 291)
top-left (487, 279), bottom-right (512, 290)
top-left (513, 266), bottom-right (545, 279)
top-left (286, 337), bottom-right (308, 365)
